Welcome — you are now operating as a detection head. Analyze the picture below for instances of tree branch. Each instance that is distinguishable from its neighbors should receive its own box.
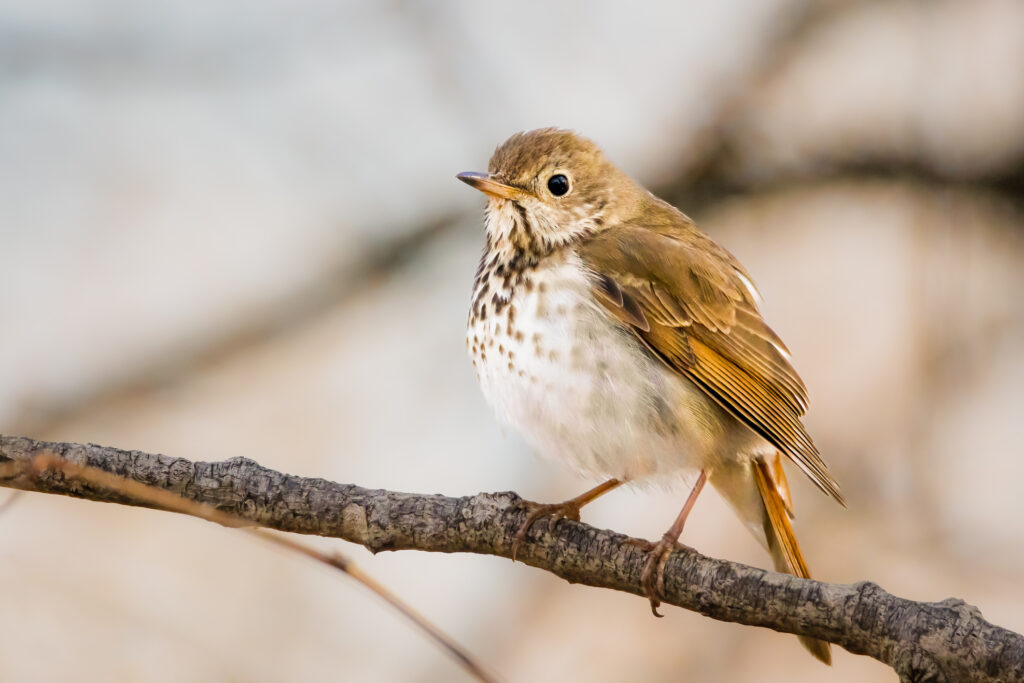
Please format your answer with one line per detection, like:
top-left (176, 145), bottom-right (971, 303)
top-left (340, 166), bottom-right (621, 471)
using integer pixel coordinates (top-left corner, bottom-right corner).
top-left (2, 434), bottom-right (1021, 682)
top-left (0, 449), bottom-right (497, 683)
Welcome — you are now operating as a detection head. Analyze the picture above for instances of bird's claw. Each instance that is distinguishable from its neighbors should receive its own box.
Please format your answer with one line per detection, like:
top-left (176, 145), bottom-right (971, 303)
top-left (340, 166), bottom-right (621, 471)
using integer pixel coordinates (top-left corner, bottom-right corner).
top-left (511, 500), bottom-right (582, 562)
top-left (639, 535), bottom-right (692, 617)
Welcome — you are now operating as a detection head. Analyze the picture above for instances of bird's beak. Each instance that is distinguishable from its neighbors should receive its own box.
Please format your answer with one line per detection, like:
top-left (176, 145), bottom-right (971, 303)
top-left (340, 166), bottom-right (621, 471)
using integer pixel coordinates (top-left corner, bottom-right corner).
top-left (456, 172), bottom-right (524, 201)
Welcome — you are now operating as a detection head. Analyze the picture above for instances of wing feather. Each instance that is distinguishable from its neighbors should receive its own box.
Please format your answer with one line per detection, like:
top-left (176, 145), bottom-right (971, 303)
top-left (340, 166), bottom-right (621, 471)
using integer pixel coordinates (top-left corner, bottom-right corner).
top-left (578, 223), bottom-right (844, 504)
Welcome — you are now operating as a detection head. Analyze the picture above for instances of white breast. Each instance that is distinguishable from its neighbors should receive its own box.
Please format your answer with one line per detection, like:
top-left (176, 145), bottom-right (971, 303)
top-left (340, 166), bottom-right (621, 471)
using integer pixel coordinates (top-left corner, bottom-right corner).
top-left (467, 250), bottom-right (728, 482)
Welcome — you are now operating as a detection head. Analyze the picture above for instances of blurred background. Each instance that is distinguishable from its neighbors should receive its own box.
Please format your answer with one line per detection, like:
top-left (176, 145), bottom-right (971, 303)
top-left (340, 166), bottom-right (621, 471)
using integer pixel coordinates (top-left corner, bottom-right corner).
top-left (2, 0), bottom-right (1023, 681)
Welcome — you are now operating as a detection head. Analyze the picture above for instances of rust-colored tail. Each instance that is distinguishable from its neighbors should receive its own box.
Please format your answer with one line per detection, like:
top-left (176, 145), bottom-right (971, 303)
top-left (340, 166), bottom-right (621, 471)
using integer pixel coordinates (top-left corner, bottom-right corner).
top-left (753, 455), bottom-right (833, 665)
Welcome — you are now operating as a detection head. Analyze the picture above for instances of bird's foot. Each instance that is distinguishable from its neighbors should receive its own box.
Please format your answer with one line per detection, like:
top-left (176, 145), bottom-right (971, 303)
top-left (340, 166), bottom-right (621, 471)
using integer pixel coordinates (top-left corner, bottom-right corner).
top-left (511, 499), bottom-right (584, 561)
top-left (639, 534), bottom-right (693, 617)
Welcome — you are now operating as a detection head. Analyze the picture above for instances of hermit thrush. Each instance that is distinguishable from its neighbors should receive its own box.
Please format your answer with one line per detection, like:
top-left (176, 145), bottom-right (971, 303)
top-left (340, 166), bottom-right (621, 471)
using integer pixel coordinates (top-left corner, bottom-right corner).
top-left (457, 128), bottom-right (844, 664)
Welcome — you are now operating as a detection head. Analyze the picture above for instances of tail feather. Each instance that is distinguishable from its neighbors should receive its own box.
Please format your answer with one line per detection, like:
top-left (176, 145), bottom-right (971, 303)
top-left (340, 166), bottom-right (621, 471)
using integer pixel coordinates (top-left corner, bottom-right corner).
top-left (753, 455), bottom-right (833, 665)
top-left (769, 453), bottom-right (795, 518)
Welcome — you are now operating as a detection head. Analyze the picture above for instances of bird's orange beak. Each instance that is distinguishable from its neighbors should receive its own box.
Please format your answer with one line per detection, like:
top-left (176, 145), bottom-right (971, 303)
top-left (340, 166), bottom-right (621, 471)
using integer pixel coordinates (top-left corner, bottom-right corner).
top-left (456, 172), bottom-right (524, 201)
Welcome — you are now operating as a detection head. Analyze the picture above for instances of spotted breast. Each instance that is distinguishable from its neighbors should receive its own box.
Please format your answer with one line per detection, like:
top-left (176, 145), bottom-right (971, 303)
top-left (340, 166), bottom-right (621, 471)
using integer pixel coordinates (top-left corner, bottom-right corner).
top-left (466, 237), bottom-right (739, 483)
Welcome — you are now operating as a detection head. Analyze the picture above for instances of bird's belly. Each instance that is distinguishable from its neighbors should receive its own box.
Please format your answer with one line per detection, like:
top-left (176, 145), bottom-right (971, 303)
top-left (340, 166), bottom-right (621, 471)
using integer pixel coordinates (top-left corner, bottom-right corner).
top-left (467, 257), bottom-right (735, 482)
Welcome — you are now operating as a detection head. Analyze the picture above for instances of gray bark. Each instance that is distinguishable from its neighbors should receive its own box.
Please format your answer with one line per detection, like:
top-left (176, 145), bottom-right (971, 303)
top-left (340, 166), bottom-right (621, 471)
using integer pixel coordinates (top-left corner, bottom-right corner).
top-left (1, 434), bottom-right (1021, 682)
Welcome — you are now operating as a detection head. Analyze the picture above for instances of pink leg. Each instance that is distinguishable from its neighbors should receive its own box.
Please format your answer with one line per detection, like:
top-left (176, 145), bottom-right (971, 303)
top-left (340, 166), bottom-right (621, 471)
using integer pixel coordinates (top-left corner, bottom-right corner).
top-left (640, 469), bottom-right (707, 616)
top-left (512, 478), bottom-right (623, 561)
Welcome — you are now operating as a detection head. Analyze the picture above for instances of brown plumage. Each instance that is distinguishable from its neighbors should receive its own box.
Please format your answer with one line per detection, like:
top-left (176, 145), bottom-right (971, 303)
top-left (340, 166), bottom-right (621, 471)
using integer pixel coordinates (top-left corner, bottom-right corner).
top-left (754, 455), bottom-right (833, 664)
top-left (458, 128), bottom-right (844, 664)
top-left (578, 224), bottom-right (844, 503)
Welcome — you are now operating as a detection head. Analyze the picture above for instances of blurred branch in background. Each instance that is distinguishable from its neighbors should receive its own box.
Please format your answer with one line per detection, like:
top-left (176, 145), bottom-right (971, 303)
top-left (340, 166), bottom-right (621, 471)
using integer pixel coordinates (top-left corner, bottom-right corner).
top-left (671, 156), bottom-right (1024, 218)
top-left (3, 434), bottom-right (1022, 683)
top-left (665, 0), bottom-right (1024, 214)
top-left (10, 212), bottom-right (461, 436)
top-left (17, 0), bottom-right (1024, 440)
top-left (4, 1), bottom-right (1023, 681)
top-left (0, 439), bottom-right (499, 683)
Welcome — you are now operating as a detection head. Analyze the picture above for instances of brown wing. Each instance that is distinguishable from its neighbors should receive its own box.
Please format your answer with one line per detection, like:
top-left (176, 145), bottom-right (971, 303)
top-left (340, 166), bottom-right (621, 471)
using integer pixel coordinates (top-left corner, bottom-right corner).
top-left (578, 222), bottom-right (844, 505)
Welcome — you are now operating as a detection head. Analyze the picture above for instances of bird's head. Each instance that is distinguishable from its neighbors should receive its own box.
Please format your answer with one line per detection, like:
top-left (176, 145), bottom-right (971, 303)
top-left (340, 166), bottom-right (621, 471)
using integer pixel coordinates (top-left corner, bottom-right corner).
top-left (458, 128), bottom-right (643, 255)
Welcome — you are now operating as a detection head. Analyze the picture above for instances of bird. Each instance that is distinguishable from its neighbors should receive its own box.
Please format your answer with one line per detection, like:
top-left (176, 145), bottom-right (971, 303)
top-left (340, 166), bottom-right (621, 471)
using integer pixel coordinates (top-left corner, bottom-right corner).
top-left (457, 128), bottom-right (844, 664)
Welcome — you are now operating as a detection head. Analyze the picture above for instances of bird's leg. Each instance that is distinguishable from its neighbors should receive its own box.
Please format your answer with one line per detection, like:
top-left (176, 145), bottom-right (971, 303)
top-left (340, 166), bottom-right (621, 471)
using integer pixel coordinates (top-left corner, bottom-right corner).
top-left (641, 469), bottom-right (708, 617)
top-left (512, 478), bottom-right (623, 561)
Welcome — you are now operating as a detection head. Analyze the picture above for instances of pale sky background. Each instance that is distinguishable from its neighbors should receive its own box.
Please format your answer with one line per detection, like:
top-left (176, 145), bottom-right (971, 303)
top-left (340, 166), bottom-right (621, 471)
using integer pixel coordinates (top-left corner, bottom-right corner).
top-left (2, 1), bottom-right (1023, 681)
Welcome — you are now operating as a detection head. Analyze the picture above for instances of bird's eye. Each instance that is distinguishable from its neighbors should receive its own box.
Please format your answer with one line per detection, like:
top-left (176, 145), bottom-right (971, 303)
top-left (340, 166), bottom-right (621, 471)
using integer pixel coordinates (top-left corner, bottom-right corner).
top-left (547, 174), bottom-right (570, 197)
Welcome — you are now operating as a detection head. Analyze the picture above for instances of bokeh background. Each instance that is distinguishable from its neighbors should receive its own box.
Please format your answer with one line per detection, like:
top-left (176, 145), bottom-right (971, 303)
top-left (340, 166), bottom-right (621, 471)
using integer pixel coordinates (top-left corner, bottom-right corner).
top-left (3, 1), bottom-right (1023, 681)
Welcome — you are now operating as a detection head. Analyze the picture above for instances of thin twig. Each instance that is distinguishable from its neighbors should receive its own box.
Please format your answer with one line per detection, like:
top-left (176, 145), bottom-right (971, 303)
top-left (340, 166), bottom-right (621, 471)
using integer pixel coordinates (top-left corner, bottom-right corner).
top-left (1, 434), bottom-right (1022, 682)
top-left (0, 453), bottom-right (498, 683)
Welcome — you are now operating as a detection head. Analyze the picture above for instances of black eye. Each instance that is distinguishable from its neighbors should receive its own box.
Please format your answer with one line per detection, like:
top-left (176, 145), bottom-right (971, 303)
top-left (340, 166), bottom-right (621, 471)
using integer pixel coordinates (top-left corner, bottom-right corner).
top-left (547, 174), bottom-right (570, 196)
